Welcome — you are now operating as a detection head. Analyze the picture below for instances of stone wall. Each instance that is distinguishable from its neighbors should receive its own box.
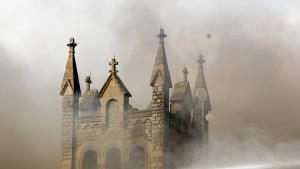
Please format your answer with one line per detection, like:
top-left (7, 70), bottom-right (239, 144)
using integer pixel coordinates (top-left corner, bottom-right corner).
top-left (150, 85), bottom-right (170, 169)
top-left (61, 95), bottom-right (79, 169)
top-left (72, 110), bottom-right (153, 169)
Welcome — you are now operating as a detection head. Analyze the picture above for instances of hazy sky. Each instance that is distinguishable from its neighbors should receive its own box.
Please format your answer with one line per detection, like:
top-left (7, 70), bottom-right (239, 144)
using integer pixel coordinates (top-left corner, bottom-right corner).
top-left (1, 0), bottom-right (300, 169)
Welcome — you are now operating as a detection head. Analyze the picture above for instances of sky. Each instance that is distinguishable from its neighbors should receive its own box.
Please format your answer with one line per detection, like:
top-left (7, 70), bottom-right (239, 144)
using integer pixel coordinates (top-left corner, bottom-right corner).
top-left (1, 0), bottom-right (300, 169)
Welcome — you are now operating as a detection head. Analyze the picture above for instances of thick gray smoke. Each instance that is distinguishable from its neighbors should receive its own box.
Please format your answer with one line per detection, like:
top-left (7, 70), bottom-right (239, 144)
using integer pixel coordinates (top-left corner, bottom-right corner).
top-left (183, 131), bottom-right (300, 169)
top-left (0, 0), bottom-right (300, 168)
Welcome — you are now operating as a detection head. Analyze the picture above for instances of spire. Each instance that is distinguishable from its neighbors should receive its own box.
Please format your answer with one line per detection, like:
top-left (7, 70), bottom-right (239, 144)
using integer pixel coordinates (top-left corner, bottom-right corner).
top-left (182, 66), bottom-right (188, 82)
top-left (60, 37), bottom-right (81, 96)
top-left (150, 28), bottom-right (172, 88)
top-left (194, 54), bottom-right (211, 111)
top-left (109, 57), bottom-right (118, 74)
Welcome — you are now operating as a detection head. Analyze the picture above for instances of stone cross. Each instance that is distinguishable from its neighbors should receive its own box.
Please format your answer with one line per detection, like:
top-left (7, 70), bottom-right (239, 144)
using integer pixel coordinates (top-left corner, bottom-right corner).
top-left (109, 58), bottom-right (118, 74)
top-left (182, 66), bottom-right (188, 82)
top-left (67, 37), bottom-right (77, 50)
top-left (197, 54), bottom-right (206, 68)
top-left (85, 76), bottom-right (92, 92)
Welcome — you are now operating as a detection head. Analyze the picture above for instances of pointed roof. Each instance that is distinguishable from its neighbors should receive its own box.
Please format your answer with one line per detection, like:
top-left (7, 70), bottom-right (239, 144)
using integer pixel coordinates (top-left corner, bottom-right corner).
top-left (194, 54), bottom-right (211, 111)
top-left (170, 81), bottom-right (192, 101)
top-left (60, 37), bottom-right (81, 96)
top-left (150, 28), bottom-right (172, 88)
top-left (79, 89), bottom-right (100, 111)
top-left (98, 73), bottom-right (132, 97)
top-left (171, 66), bottom-right (191, 101)
top-left (98, 58), bottom-right (131, 98)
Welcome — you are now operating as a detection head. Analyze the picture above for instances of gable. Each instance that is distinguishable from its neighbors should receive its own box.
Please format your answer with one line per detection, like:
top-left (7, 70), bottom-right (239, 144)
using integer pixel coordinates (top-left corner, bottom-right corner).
top-left (60, 79), bottom-right (75, 96)
top-left (150, 70), bottom-right (165, 86)
top-left (99, 74), bottom-right (131, 98)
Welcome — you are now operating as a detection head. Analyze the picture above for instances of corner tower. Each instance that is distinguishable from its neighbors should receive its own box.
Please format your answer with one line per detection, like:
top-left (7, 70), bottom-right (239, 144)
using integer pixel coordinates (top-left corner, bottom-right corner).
top-left (193, 54), bottom-right (211, 147)
top-left (170, 66), bottom-right (193, 134)
top-left (60, 37), bottom-right (81, 169)
top-left (150, 28), bottom-right (172, 169)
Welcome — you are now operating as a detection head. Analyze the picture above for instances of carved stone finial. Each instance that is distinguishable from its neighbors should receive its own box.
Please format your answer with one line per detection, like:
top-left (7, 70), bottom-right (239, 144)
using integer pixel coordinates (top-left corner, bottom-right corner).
top-left (85, 76), bottom-right (92, 92)
top-left (67, 37), bottom-right (77, 49)
top-left (157, 28), bottom-right (167, 43)
top-left (197, 54), bottom-right (206, 68)
top-left (109, 57), bottom-right (119, 74)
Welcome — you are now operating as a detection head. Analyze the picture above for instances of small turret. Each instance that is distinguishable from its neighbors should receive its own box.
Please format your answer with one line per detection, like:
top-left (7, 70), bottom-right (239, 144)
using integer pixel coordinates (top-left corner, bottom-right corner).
top-left (79, 75), bottom-right (100, 116)
top-left (170, 66), bottom-right (193, 134)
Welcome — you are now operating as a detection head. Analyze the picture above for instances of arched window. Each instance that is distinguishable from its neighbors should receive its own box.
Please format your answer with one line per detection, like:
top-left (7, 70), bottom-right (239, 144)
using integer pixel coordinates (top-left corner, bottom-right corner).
top-left (82, 150), bottom-right (98, 169)
top-left (107, 99), bottom-right (119, 126)
top-left (106, 147), bottom-right (121, 169)
top-left (129, 145), bottom-right (145, 169)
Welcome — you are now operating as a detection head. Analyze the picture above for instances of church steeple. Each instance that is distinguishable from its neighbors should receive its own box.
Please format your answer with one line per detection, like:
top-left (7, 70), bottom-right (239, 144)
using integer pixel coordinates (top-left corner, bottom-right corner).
top-left (149, 28), bottom-right (172, 88)
top-left (60, 37), bottom-right (81, 96)
top-left (194, 54), bottom-right (211, 111)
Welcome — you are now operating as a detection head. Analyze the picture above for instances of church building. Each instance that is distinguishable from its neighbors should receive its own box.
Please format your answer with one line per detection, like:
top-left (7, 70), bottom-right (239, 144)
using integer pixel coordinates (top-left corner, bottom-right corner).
top-left (59, 28), bottom-right (212, 169)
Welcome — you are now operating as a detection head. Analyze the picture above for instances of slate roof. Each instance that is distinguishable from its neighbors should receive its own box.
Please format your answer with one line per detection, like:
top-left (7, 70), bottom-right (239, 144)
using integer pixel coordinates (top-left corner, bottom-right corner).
top-left (170, 81), bottom-right (191, 101)
top-left (79, 89), bottom-right (99, 110)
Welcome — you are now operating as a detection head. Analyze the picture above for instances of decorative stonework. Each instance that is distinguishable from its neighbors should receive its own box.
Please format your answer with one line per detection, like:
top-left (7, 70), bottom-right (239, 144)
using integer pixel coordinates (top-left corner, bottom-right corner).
top-left (60, 28), bottom-right (212, 169)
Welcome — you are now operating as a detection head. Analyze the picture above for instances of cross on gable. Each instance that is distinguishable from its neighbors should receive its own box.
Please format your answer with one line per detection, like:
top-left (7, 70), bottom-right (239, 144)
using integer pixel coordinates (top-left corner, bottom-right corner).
top-left (109, 58), bottom-right (118, 74)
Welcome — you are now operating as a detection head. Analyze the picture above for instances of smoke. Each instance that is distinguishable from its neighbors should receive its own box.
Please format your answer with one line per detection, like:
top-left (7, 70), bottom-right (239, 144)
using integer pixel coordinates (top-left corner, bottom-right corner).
top-left (107, 1), bottom-right (300, 168)
top-left (107, 0), bottom-right (300, 142)
top-left (0, 0), bottom-right (300, 168)
top-left (183, 128), bottom-right (300, 169)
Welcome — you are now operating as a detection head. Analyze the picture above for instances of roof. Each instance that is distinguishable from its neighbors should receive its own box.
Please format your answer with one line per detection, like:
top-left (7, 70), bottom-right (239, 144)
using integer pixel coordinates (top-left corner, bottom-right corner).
top-left (79, 89), bottom-right (100, 110)
top-left (98, 73), bottom-right (132, 98)
top-left (60, 38), bottom-right (81, 96)
top-left (170, 81), bottom-right (191, 101)
top-left (149, 31), bottom-right (172, 88)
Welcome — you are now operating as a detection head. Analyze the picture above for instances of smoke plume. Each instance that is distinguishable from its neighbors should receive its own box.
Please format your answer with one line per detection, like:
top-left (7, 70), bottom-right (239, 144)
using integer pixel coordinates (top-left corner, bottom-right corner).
top-left (0, 0), bottom-right (300, 168)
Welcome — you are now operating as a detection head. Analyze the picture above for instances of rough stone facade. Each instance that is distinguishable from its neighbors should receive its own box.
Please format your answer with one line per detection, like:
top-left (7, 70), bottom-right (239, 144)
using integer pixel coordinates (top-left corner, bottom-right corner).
top-left (60, 29), bottom-right (212, 169)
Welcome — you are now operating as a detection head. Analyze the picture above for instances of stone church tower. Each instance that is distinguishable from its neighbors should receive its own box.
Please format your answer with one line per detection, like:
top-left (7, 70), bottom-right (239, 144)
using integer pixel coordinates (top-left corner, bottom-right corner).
top-left (59, 28), bottom-right (212, 169)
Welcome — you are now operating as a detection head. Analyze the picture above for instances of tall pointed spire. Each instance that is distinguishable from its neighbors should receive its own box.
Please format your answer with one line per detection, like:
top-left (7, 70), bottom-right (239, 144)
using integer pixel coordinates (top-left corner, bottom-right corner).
top-left (194, 54), bottom-right (211, 111)
top-left (150, 28), bottom-right (172, 88)
top-left (60, 37), bottom-right (81, 96)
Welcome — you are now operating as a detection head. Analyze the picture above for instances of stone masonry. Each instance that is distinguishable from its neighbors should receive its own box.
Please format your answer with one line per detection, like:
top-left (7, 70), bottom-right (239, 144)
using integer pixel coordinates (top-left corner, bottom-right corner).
top-left (59, 28), bottom-right (212, 169)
